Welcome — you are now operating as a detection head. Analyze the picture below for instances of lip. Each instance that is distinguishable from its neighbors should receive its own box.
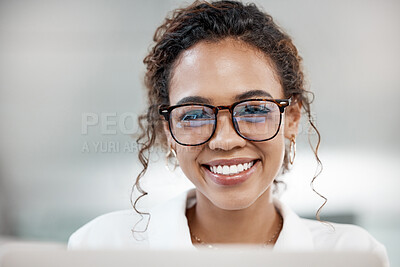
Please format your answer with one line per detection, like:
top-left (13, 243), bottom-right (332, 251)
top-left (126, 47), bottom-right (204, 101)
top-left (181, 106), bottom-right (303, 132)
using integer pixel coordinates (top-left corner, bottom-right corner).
top-left (202, 159), bottom-right (259, 186)
top-left (202, 158), bottom-right (258, 166)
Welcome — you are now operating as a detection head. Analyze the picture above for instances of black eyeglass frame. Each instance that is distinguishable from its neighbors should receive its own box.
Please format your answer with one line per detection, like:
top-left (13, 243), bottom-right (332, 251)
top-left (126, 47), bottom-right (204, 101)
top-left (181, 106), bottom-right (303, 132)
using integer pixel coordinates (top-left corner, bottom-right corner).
top-left (159, 98), bottom-right (291, 146)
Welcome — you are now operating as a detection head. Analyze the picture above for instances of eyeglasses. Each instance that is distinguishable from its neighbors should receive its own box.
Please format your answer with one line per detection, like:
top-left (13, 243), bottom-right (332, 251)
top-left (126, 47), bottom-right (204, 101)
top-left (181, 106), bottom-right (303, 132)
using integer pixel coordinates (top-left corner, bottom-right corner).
top-left (159, 98), bottom-right (291, 146)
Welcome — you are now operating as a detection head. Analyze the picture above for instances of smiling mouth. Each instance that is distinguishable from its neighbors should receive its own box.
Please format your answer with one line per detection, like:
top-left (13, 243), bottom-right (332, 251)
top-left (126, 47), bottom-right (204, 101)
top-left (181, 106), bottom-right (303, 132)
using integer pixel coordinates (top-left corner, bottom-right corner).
top-left (203, 160), bottom-right (258, 176)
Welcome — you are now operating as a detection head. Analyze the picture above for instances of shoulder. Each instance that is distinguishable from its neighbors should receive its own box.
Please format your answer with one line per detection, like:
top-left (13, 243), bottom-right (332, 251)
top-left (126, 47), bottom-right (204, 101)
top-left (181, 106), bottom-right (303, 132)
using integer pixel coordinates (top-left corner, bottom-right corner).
top-left (68, 189), bottom-right (194, 250)
top-left (274, 199), bottom-right (388, 265)
top-left (68, 209), bottom-right (149, 250)
top-left (302, 218), bottom-right (387, 256)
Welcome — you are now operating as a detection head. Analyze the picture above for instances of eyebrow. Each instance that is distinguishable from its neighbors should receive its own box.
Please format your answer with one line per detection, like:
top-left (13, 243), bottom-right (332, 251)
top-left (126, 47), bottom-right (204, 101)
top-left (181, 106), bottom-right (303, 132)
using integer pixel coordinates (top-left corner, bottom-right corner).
top-left (175, 89), bottom-right (273, 106)
top-left (176, 96), bottom-right (211, 105)
top-left (235, 90), bottom-right (273, 101)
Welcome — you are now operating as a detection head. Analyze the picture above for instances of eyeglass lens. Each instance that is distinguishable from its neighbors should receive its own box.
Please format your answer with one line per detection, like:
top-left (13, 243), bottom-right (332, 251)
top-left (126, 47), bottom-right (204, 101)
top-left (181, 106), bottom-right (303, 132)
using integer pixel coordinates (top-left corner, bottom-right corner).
top-left (233, 100), bottom-right (281, 141)
top-left (169, 101), bottom-right (281, 145)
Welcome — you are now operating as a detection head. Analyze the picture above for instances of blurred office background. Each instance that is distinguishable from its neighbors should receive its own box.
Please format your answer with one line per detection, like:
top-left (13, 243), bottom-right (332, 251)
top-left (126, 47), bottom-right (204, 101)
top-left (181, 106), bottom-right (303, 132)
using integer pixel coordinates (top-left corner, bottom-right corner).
top-left (0, 0), bottom-right (399, 265)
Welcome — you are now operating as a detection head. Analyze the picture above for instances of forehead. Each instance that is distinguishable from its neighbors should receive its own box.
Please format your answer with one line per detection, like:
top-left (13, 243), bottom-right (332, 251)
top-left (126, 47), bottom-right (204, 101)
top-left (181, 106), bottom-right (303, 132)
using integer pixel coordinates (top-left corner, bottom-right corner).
top-left (169, 38), bottom-right (283, 105)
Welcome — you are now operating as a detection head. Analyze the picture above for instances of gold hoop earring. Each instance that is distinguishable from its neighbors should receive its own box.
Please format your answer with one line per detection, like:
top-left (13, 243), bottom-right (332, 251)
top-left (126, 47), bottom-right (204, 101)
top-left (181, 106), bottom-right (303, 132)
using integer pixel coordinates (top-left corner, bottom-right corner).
top-left (165, 147), bottom-right (178, 172)
top-left (289, 136), bottom-right (296, 165)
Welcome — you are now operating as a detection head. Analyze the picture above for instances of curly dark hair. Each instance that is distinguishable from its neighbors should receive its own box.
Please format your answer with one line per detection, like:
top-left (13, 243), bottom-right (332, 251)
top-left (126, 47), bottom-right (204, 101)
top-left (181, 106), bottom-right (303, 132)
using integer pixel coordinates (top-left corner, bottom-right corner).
top-left (131, 0), bottom-right (324, 234)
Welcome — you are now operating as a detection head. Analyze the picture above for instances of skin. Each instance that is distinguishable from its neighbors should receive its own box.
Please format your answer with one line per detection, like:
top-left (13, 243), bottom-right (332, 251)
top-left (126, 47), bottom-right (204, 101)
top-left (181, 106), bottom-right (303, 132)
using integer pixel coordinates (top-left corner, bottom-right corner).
top-left (164, 37), bottom-right (301, 244)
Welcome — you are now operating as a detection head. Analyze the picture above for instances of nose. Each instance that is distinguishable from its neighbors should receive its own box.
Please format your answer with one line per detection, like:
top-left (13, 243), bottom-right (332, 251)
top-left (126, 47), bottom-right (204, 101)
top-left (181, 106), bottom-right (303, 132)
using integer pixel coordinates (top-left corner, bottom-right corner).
top-left (207, 111), bottom-right (246, 151)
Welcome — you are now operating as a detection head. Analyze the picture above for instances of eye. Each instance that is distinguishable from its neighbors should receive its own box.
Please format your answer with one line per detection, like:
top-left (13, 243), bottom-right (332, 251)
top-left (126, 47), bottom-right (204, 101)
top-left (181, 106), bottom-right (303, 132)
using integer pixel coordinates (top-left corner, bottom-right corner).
top-left (235, 104), bottom-right (271, 116)
top-left (174, 107), bottom-right (215, 128)
top-left (181, 109), bottom-right (213, 121)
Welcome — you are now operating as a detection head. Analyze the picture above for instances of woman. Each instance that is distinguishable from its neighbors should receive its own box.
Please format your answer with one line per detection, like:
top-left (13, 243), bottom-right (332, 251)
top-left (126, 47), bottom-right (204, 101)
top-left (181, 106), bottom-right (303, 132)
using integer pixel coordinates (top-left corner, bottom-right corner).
top-left (68, 0), bottom-right (388, 263)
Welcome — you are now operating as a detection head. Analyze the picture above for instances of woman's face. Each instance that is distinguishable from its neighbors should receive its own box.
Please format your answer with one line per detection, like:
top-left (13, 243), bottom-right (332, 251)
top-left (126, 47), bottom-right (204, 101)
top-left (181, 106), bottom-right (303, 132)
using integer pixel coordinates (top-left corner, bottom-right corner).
top-left (166, 38), bottom-right (299, 210)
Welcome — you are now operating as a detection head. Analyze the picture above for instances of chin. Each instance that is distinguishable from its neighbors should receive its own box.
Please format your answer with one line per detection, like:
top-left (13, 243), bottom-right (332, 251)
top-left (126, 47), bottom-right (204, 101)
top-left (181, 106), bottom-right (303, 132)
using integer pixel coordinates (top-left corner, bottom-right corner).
top-left (206, 188), bottom-right (268, 211)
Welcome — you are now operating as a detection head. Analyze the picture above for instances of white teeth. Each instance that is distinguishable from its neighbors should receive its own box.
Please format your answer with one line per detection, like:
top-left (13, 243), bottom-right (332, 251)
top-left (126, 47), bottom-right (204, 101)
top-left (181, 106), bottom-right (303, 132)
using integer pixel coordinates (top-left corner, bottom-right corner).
top-left (217, 165), bottom-right (223, 174)
top-left (209, 161), bottom-right (255, 175)
top-left (222, 166), bottom-right (230, 175)
top-left (237, 164), bottom-right (243, 172)
top-left (230, 165), bottom-right (238, 174)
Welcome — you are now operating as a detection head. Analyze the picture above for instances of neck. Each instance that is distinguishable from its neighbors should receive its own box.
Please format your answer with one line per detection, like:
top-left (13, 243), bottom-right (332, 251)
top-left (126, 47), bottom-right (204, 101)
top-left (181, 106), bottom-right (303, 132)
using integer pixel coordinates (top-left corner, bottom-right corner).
top-left (186, 188), bottom-right (282, 245)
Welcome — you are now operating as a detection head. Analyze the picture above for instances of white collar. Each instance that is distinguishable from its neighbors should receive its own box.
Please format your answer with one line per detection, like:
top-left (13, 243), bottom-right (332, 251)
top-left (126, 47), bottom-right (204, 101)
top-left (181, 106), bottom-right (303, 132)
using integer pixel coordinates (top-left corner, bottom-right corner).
top-left (147, 189), bottom-right (314, 250)
top-left (272, 198), bottom-right (315, 250)
top-left (147, 189), bottom-right (195, 249)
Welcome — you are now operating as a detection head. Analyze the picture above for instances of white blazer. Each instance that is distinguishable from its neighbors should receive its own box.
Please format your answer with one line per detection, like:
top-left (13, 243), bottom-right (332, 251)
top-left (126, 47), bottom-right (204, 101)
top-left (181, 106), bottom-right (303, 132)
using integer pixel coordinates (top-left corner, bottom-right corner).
top-left (68, 189), bottom-right (389, 265)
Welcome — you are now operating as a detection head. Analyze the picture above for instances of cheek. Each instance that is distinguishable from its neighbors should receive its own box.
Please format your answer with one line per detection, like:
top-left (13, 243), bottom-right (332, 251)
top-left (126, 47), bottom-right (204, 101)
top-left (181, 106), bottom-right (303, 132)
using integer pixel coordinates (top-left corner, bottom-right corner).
top-left (259, 134), bottom-right (286, 172)
top-left (176, 147), bottom-right (202, 179)
top-left (272, 126), bottom-right (287, 160)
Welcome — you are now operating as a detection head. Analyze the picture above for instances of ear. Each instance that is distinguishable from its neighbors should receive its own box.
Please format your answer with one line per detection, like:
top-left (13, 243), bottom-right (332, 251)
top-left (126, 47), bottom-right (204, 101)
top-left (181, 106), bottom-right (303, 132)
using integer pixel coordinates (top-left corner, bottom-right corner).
top-left (284, 101), bottom-right (302, 139)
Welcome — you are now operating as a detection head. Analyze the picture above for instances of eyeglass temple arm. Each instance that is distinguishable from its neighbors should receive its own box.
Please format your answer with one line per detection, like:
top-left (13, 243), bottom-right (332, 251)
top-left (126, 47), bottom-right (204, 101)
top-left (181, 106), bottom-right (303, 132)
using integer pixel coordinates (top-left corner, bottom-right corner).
top-left (275, 98), bottom-right (291, 112)
top-left (158, 106), bottom-right (170, 120)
